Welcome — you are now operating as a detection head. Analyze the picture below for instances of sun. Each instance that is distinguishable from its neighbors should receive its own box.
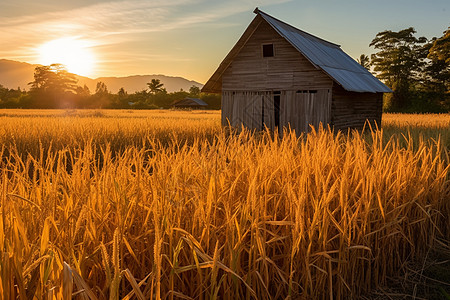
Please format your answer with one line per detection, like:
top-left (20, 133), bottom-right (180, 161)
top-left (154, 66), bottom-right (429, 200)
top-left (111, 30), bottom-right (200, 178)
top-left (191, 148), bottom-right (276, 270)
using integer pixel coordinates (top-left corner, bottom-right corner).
top-left (38, 37), bottom-right (95, 77)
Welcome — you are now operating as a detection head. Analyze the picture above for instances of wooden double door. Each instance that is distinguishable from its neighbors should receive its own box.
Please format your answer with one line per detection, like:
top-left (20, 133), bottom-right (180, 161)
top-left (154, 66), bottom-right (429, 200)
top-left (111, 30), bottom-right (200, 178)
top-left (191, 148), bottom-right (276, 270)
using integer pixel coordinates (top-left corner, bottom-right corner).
top-left (222, 89), bottom-right (331, 134)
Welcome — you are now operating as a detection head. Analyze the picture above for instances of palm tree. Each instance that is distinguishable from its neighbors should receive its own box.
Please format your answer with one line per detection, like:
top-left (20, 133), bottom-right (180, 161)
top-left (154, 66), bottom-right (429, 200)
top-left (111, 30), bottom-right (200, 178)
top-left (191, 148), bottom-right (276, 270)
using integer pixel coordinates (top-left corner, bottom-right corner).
top-left (147, 79), bottom-right (164, 94)
top-left (357, 54), bottom-right (371, 70)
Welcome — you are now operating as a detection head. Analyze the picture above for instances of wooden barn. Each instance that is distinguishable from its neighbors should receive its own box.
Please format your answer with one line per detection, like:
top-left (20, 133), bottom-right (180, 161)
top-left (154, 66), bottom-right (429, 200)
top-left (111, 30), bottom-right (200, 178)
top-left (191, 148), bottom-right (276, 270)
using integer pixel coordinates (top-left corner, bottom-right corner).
top-left (172, 97), bottom-right (208, 109)
top-left (201, 8), bottom-right (392, 133)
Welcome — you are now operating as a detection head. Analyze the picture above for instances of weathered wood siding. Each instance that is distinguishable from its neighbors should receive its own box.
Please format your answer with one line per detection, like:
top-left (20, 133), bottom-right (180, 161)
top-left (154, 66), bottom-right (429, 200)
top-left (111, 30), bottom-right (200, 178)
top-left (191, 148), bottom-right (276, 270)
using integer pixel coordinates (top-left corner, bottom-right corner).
top-left (221, 20), bottom-right (333, 91)
top-left (222, 89), bottom-right (331, 133)
top-left (331, 86), bottom-right (383, 130)
top-left (281, 90), bottom-right (331, 133)
top-left (222, 91), bottom-right (271, 128)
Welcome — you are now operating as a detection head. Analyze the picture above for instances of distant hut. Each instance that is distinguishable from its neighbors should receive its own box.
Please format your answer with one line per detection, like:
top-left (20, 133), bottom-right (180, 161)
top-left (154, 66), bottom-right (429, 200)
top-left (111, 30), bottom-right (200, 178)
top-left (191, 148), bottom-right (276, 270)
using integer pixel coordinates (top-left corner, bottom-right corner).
top-left (201, 8), bottom-right (391, 133)
top-left (172, 97), bottom-right (208, 109)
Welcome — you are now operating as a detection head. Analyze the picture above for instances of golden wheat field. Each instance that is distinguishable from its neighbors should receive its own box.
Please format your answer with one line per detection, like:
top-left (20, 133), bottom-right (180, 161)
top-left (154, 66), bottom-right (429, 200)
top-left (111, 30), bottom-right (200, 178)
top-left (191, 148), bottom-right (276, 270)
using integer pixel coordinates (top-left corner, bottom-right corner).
top-left (0, 109), bottom-right (448, 299)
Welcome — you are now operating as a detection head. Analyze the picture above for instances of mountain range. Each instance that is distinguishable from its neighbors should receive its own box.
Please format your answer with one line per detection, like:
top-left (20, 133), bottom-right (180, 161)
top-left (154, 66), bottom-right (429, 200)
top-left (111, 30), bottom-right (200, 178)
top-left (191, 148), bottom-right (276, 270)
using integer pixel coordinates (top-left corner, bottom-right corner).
top-left (0, 59), bottom-right (204, 93)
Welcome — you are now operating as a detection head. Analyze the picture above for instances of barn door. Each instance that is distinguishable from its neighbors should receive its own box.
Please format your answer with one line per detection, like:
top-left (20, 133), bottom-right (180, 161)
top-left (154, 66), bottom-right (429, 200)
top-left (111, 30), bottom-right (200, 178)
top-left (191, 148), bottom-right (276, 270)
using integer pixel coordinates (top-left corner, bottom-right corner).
top-left (280, 89), bottom-right (331, 134)
top-left (222, 91), bottom-right (273, 130)
top-left (261, 93), bottom-right (274, 130)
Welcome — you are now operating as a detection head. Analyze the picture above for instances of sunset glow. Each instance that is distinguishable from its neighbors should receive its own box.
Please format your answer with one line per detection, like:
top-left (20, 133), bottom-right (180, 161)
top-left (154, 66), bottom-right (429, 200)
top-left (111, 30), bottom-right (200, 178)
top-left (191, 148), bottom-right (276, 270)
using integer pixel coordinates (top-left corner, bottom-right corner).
top-left (38, 38), bottom-right (95, 77)
top-left (0, 0), bottom-right (448, 83)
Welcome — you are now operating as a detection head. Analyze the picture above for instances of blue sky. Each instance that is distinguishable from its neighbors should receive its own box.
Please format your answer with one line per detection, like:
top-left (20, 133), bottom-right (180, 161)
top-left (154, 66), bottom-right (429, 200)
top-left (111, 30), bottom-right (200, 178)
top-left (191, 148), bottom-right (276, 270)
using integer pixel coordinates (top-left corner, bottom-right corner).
top-left (0, 0), bottom-right (448, 83)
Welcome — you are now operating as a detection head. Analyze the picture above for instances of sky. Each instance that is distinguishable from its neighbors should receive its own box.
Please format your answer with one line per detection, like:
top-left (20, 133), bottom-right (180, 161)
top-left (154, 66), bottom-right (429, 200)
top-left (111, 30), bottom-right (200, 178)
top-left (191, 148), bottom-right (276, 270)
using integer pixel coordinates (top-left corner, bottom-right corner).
top-left (0, 0), bottom-right (449, 83)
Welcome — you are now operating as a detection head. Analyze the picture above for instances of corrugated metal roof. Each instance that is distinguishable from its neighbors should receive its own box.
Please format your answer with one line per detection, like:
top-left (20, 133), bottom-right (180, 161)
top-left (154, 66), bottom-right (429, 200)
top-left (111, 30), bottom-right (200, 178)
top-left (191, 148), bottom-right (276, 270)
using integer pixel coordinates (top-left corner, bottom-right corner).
top-left (256, 9), bottom-right (392, 93)
top-left (173, 97), bottom-right (208, 107)
top-left (190, 98), bottom-right (208, 106)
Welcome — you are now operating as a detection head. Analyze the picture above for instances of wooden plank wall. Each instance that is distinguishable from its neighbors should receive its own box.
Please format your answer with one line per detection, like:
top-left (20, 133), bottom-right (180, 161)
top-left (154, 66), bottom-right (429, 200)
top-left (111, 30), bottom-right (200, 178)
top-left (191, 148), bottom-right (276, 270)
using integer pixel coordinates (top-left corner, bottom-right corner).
top-left (221, 21), bottom-right (333, 91)
top-left (223, 89), bottom-right (332, 134)
top-left (331, 86), bottom-right (383, 130)
top-left (222, 91), bottom-right (273, 129)
top-left (281, 89), bottom-right (331, 133)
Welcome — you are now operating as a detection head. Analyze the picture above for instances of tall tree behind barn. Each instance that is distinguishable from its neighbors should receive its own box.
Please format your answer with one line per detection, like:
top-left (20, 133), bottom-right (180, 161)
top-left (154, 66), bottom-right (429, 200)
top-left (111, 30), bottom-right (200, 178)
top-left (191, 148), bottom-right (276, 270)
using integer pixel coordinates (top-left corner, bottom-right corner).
top-left (202, 8), bottom-right (392, 133)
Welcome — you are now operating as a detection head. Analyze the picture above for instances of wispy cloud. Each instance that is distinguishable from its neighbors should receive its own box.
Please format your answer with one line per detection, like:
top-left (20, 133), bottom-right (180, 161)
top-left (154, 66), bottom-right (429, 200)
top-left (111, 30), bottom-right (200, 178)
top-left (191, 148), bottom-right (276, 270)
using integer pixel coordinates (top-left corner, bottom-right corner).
top-left (1, 0), bottom-right (290, 44)
top-left (0, 0), bottom-right (292, 78)
top-left (1, 0), bottom-right (192, 47)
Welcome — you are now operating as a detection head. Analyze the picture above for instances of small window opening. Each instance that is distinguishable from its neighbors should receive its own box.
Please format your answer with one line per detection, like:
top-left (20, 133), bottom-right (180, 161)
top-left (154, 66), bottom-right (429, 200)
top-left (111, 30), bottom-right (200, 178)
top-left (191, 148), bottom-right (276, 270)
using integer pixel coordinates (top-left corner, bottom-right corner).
top-left (262, 44), bottom-right (274, 57)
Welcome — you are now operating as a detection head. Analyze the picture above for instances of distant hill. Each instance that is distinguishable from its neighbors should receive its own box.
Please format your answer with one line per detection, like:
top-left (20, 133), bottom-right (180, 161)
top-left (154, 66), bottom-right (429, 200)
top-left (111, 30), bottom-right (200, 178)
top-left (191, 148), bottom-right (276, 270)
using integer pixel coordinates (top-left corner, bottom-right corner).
top-left (76, 75), bottom-right (203, 94)
top-left (0, 59), bottom-right (203, 93)
top-left (0, 59), bottom-right (36, 90)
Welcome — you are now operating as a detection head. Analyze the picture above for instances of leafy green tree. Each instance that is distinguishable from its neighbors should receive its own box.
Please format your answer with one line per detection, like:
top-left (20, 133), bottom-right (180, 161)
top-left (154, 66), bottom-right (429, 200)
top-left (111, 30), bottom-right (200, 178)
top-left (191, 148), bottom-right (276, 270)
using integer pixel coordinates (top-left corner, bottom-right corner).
top-left (0, 85), bottom-right (22, 108)
top-left (199, 93), bottom-right (221, 110)
top-left (370, 27), bottom-right (427, 110)
top-left (118, 87), bottom-right (127, 98)
top-left (76, 84), bottom-right (90, 97)
top-left (357, 54), bottom-right (371, 70)
top-left (95, 81), bottom-right (108, 95)
top-left (147, 79), bottom-right (164, 94)
top-left (424, 28), bottom-right (450, 110)
top-left (428, 27), bottom-right (450, 64)
top-left (422, 39), bottom-right (449, 93)
top-left (92, 81), bottom-right (110, 108)
top-left (0, 84), bottom-right (7, 100)
top-left (189, 85), bottom-right (201, 96)
top-left (427, 29), bottom-right (450, 90)
top-left (127, 90), bottom-right (150, 108)
top-left (28, 64), bottom-right (78, 108)
top-left (116, 87), bottom-right (129, 108)
top-left (29, 64), bottom-right (78, 93)
top-left (75, 85), bottom-right (91, 108)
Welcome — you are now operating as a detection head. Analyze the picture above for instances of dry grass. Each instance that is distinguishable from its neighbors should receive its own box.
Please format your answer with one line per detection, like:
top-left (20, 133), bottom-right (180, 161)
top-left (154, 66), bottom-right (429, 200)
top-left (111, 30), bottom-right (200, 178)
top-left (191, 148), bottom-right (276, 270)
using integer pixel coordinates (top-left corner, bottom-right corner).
top-left (382, 113), bottom-right (450, 150)
top-left (382, 113), bottom-right (450, 128)
top-left (0, 109), bottom-right (221, 159)
top-left (0, 110), bottom-right (448, 299)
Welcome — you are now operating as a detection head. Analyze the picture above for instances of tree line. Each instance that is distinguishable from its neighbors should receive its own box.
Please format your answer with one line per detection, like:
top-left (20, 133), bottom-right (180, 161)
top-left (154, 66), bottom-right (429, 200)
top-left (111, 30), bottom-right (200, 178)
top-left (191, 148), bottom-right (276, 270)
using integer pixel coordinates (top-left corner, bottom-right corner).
top-left (360, 26), bottom-right (449, 112)
top-left (0, 65), bottom-right (220, 109)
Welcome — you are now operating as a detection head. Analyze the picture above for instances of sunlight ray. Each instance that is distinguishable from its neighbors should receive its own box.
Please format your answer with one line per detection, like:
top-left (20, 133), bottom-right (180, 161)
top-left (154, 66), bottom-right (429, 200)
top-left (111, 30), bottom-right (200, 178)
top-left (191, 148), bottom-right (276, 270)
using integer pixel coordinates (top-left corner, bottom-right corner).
top-left (38, 37), bottom-right (95, 76)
